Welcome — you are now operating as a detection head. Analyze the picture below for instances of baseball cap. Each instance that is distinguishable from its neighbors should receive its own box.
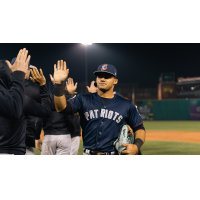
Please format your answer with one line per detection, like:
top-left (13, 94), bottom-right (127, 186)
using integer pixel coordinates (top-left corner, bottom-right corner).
top-left (93, 64), bottom-right (117, 77)
top-left (11, 57), bottom-right (31, 68)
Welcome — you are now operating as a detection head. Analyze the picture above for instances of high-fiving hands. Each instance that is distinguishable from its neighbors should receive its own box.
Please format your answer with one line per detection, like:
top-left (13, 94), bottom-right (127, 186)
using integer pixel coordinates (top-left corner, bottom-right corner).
top-left (66, 78), bottom-right (78, 94)
top-left (86, 81), bottom-right (98, 93)
top-left (30, 67), bottom-right (46, 86)
top-left (53, 60), bottom-right (69, 84)
top-left (5, 48), bottom-right (31, 73)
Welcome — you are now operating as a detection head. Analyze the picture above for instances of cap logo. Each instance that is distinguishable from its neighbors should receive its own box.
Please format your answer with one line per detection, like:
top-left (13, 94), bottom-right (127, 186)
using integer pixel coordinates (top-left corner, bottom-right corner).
top-left (101, 64), bottom-right (107, 71)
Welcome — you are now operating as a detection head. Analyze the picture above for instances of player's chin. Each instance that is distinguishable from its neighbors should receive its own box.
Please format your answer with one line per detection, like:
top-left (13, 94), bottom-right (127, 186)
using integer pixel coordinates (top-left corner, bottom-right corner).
top-left (98, 85), bottom-right (108, 90)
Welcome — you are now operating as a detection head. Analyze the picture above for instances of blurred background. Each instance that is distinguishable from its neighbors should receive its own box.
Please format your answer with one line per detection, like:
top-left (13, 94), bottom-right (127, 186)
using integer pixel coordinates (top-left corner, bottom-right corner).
top-left (1, 43), bottom-right (200, 155)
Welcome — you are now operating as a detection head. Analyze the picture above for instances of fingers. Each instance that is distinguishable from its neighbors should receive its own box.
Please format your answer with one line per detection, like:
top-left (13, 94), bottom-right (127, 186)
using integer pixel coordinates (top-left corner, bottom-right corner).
top-left (23, 49), bottom-right (28, 62)
top-left (71, 78), bottom-right (74, 85)
top-left (57, 60), bottom-right (61, 70)
top-left (26, 55), bottom-right (31, 66)
top-left (33, 67), bottom-right (40, 77)
top-left (31, 68), bottom-right (37, 77)
top-left (40, 69), bottom-right (44, 77)
top-left (5, 60), bottom-right (12, 69)
top-left (91, 80), bottom-right (95, 86)
top-left (61, 60), bottom-right (64, 70)
top-left (64, 61), bottom-right (67, 71)
top-left (54, 64), bottom-right (57, 72)
top-left (49, 74), bottom-right (55, 85)
top-left (20, 48), bottom-right (27, 62)
top-left (56, 60), bottom-right (67, 71)
top-left (75, 82), bottom-right (78, 88)
top-left (15, 49), bottom-right (22, 63)
top-left (49, 74), bottom-right (53, 81)
top-left (30, 77), bottom-right (36, 83)
top-left (68, 78), bottom-right (72, 85)
top-left (67, 68), bottom-right (69, 75)
top-left (121, 143), bottom-right (128, 146)
top-left (30, 69), bottom-right (36, 79)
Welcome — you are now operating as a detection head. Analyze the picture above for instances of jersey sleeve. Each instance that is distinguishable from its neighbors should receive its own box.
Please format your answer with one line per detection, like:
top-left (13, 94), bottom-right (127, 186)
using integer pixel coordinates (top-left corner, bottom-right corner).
top-left (127, 102), bottom-right (143, 129)
top-left (67, 94), bottom-right (82, 114)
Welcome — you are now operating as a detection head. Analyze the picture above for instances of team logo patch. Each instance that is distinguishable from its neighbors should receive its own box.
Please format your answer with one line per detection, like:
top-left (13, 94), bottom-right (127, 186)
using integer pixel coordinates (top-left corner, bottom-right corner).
top-left (101, 64), bottom-right (107, 71)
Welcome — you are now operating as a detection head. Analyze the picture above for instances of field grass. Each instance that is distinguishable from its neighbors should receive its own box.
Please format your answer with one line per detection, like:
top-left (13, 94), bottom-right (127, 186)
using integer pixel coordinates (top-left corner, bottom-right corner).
top-left (35, 121), bottom-right (200, 155)
top-left (141, 140), bottom-right (200, 155)
top-left (76, 140), bottom-right (200, 155)
top-left (36, 140), bottom-right (200, 155)
top-left (143, 121), bottom-right (200, 131)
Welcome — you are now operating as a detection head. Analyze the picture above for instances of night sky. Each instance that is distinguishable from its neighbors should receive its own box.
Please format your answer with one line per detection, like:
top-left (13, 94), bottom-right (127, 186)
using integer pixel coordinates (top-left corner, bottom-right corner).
top-left (0, 43), bottom-right (200, 88)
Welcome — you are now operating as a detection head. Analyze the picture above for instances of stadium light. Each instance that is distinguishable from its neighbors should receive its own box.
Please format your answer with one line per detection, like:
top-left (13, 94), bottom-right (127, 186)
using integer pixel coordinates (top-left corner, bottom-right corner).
top-left (82, 43), bottom-right (92, 45)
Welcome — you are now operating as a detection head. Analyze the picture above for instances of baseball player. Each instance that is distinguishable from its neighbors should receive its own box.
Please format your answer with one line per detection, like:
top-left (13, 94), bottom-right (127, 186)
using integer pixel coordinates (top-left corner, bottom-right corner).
top-left (0, 49), bottom-right (29, 119)
top-left (35, 77), bottom-right (80, 155)
top-left (53, 61), bottom-right (146, 155)
top-left (0, 50), bottom-right (52, 155)
top-left (11, 58), bottom-right (41, 155)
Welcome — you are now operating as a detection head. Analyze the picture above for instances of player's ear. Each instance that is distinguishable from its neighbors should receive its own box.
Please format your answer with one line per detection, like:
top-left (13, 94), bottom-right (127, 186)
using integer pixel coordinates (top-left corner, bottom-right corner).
top-left (113, 78), bottom-right (118, 85)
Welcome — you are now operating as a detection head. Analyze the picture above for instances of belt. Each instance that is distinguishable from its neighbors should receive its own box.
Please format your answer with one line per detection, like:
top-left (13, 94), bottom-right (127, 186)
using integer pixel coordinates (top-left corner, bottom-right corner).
top-left (84, 149), bottom-right (116, 155)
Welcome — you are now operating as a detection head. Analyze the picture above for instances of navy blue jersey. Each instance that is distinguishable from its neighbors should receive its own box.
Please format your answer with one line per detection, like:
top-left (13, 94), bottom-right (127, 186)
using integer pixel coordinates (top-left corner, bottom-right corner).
top-left (67, 93), bottom-right (143, 152)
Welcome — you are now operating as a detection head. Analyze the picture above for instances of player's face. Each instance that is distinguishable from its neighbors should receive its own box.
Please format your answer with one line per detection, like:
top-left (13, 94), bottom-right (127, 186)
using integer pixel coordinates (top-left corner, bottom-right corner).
top-left (96, 73), bottom-right (118, 91)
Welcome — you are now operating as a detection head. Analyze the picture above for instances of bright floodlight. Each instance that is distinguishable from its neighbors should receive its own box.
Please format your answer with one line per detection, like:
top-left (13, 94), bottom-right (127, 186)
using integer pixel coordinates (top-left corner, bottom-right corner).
top-left (82, 43), bottom-right (92, 45)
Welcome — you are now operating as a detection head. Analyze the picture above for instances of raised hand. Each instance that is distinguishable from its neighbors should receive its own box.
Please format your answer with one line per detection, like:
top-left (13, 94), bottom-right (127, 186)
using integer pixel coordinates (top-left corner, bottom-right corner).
top-left (49, 74), bottom-right (55, 85)
top-left (66, 78), bottom-right (78, 94)
top-left (54, 60), bottom-right (69, 84)
top-left (86, 81), bottom-right (98, 93)
top-left (30, 67), bottom-right (46, 86)
top-left (5, 48), bottom-right (31, 73)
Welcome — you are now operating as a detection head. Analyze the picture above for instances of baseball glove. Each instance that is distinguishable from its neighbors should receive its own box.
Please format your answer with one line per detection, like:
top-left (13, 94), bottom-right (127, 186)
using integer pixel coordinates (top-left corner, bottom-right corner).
top-left (113, 124), bottom-right (135, 155)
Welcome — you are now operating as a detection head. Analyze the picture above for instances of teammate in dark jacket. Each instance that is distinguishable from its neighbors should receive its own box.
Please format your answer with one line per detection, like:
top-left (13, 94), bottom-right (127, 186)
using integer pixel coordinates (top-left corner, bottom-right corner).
top-left (11, 57), bottom-right (41, 155)
top-left (0, 49), bottom-right (30, 119)
top-left (35, 77), bottom-right (80, 155)
top-left (0, 60), bottom-right (52, 155)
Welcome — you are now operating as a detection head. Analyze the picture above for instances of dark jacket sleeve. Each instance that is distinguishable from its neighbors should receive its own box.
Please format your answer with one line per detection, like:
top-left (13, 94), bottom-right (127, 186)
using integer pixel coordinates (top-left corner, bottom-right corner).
top-left (0, 71), bottom-right (25, 119)
top-left (23, 85), bottom-right (52, 118)
top-left (35, 117), bottom-right (43, 140)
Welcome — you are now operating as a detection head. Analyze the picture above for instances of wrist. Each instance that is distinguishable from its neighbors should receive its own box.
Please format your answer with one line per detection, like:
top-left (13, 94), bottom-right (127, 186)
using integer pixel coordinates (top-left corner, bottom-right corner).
top-left (68, 91), bottom-right (75, 94)
top-left (54, 83), bottom-right (65, 96)
top-left (55, 81), bottom-right (63, 84)
top-left (39, 82), bottom-right (46, 86)
top-left (133, 144), bottom-right (139, 153)
top-left (134, 138), bottom-right (144, 151)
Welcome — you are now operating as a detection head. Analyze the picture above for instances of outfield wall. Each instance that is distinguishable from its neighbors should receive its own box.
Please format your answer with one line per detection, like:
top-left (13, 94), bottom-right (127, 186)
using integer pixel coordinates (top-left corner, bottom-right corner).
top-left (136, 99), bottom-right (200, 120)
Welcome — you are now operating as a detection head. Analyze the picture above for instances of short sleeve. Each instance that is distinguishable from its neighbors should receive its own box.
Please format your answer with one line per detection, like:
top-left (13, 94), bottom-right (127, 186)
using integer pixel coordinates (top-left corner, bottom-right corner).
top-left (127, 102), bottom-right (143, 129)
top-left (67, 94), bottom-right (82, 114)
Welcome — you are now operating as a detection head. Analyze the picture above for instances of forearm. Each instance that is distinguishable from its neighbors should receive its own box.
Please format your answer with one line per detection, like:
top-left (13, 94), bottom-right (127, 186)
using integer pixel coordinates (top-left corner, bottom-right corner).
top-left (54, 96), bottom-right (67, 112)
top-left (54, 84), bottom-right (67, 112)
top-left (24, 85), bottom-right (52, 118)
top-left (135, 129), bottom-right (146, 142)
top-left (0, 71), bottom-right (25, 118)
top-left (35, 118), bottom-right (43, 140)
top-left (134, 129), bottom-right (146, 152)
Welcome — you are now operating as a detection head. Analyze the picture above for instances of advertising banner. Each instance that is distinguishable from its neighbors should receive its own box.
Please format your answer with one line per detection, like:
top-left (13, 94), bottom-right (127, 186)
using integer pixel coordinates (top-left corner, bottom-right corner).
top-left (190, 106), bottom-right (200, 120)
top-left (138, 106), bottom-right (154, 120)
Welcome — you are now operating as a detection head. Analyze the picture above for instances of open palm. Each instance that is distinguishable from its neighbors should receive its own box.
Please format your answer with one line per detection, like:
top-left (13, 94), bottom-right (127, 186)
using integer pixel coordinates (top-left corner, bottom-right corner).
top-left (66, 78), bottom-right (78, 94)
top-left (54, 60), bottom-right (69, 84)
